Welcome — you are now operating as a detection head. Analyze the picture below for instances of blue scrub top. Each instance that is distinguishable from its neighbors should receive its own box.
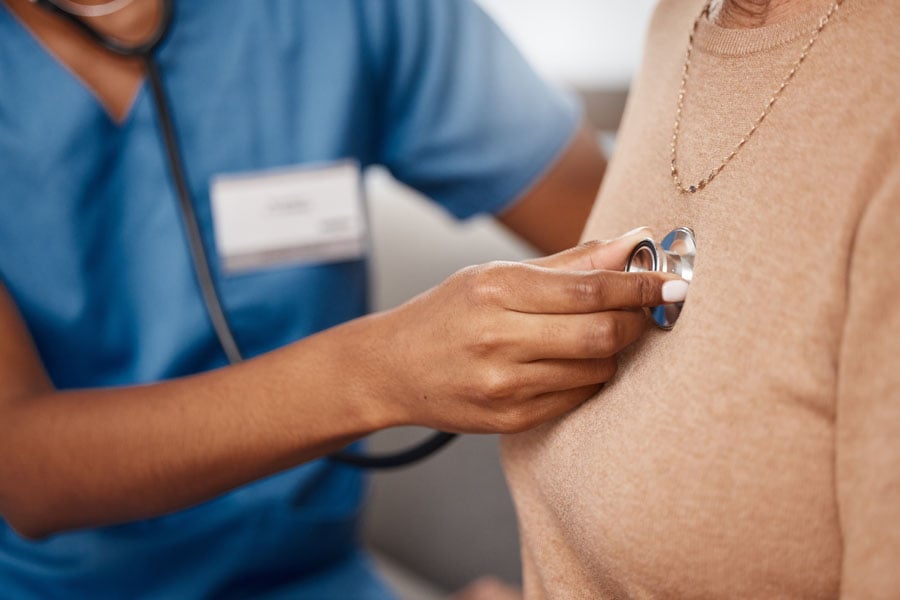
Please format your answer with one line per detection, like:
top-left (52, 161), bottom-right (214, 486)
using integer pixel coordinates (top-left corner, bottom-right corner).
top-left (0, 0), bottom-right (579, 597)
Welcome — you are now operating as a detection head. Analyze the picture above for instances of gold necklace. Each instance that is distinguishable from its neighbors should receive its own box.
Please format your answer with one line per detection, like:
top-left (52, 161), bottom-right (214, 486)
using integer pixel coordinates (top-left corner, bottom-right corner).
top-left (671, 0), bottom-right (844, 194)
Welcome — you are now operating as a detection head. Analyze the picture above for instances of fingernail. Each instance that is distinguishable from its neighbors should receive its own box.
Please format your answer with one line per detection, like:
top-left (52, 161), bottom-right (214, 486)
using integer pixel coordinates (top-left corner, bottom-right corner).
top-left (662, 280), bottom-right (689, 303)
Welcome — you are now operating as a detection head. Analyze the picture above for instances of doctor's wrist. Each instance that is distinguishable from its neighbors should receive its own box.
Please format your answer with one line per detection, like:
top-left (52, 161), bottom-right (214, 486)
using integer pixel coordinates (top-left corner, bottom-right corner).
top-left (314, 312), bottom-right (411, 434)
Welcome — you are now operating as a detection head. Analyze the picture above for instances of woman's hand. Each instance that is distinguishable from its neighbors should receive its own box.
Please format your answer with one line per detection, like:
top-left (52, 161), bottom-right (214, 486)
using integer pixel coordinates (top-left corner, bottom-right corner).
top-left (363, 228), bottom-right (685, 434)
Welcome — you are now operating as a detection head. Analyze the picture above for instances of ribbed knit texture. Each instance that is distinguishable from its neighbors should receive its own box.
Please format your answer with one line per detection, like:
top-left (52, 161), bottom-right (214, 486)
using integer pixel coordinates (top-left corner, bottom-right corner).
top-left (502, 0), bottom-right (900, 598)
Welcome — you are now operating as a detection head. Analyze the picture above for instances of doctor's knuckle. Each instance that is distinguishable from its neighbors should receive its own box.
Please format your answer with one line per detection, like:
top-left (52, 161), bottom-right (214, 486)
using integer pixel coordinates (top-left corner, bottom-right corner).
top-left (636, 275), bottom-right (659, 306)
top-left (572, 277), bottom-right (601, 306)
top-left (466, 263), bottom-right (509, 306)
top-left (470, 326), bottom-right (504, 357)
top-left (588, 317), bottom-right (620, 355)
top-left (479, 368), bottom-right (517, 402)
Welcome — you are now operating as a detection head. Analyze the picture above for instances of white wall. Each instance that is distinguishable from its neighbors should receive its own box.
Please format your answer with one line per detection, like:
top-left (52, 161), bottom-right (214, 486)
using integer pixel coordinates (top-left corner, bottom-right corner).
top-left (476, 0), bottom-right (657, 90)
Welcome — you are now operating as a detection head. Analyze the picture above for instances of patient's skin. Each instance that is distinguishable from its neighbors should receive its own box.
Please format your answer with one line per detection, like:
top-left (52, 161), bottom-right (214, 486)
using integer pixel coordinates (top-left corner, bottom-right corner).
top-left (715, 0), bottom-right (823, 27)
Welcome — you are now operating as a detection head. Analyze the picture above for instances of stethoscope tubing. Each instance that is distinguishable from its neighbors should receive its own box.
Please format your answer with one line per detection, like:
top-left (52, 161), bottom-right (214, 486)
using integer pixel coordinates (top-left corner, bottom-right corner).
top-left (32, 0), bottom-right (457, 470)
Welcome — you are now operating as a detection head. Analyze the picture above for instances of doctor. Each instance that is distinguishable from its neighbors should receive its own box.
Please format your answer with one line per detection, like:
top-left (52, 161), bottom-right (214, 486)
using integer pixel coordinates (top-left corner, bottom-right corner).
top-left (0, 0), bottom-right (682, 597)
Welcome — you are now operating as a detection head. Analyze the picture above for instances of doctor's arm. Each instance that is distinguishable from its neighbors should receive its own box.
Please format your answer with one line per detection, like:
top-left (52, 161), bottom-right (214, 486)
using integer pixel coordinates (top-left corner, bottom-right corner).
top-left (0, 235), bottom-right (677, 540)
top-left (497, 122), bottom-right (606, 254)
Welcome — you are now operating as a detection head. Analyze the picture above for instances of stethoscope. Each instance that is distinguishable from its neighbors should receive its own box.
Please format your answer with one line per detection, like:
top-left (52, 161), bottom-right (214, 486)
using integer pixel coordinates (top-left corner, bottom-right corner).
top-left (28, 0), bottom-right (457, 469)
top-left (29, 0), bottom-right (698, 467)
top-left (625, 227), bottom-right (696, 329)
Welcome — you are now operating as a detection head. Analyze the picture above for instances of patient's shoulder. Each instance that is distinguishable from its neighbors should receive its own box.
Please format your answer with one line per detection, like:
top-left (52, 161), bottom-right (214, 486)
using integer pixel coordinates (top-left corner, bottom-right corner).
top-left (642, 0), bottom-right (707, 59)
top-left (649, 0), bottom-right (706, 25)
top-left (647, 0), bottom-right (707, 36)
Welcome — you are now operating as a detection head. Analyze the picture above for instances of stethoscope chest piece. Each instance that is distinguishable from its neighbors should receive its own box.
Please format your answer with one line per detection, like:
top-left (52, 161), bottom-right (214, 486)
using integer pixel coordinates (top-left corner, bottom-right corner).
top-left (625, 227), bottom-right (696, 330)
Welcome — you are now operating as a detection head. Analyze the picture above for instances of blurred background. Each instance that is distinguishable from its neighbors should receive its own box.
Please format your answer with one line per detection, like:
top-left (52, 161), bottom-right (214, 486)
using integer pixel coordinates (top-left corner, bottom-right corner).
top-left (363, 2), bottom-right (658, 598)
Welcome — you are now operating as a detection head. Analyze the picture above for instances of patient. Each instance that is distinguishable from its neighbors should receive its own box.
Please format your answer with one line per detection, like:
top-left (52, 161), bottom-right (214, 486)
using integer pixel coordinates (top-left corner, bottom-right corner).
top-left (502, 0), bottom-right (899, 597)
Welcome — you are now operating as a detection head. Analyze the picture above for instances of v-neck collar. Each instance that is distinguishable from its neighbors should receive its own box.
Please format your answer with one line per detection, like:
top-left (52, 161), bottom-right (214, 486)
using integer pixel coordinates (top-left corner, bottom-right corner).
top-left (0, 2), bottom-right (165, 127)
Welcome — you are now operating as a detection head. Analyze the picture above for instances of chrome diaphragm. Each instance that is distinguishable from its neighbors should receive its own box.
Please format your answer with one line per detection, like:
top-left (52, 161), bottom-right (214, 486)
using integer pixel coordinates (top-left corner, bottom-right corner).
top-left (625, 227), bottom-right (696, 330)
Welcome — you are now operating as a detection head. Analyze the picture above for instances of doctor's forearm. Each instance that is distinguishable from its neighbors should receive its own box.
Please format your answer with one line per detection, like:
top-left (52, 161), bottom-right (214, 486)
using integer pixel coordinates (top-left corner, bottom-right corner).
top-left (0, 317), bottom-right (395, 540)
top-left (0, 238), bottom-right (676, 539)
top-left (498, 122), bottom-right (606, 254)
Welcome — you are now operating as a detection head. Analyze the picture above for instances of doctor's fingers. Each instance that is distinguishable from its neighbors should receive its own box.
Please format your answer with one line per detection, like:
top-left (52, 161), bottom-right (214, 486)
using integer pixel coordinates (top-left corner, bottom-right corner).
top-left (498, 384), bottom-right (602, 433)
top-left (504, 310), bottom-right (648, 361)
top-left (487, 267), bottom-right (677, 314)
top-left (521, 358), bottom-right (619, 395)
top-left (528, 227), bottom-right (653, 271)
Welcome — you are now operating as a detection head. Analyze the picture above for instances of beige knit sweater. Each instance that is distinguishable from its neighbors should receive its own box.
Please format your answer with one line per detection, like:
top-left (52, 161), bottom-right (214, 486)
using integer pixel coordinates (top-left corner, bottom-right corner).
top-left (502, 0), bottom-right (900, 598)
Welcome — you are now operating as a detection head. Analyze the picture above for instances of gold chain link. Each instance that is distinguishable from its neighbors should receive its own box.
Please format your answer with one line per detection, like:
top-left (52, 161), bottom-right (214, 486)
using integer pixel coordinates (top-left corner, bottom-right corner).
top-left (671, 0), bottom-right (844, 194)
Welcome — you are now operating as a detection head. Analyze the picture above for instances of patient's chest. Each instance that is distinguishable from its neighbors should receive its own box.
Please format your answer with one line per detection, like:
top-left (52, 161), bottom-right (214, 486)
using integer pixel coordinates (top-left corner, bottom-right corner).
top-left (503, 196), bottom-right (846, 598)
top-left (499, 9), bottom-right (876, 595)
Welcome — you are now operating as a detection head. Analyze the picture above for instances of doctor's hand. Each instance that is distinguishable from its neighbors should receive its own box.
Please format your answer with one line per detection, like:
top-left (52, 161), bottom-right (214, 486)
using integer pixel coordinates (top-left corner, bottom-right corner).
top-left (361, 228), bottom-right (687, 434)
top-left (0, 228), bottom-right (682, 538)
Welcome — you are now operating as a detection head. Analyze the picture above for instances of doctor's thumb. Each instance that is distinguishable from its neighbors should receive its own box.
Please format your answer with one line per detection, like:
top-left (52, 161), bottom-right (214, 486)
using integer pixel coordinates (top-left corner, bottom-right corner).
top-left (529, 227), bottom-right (655, 272)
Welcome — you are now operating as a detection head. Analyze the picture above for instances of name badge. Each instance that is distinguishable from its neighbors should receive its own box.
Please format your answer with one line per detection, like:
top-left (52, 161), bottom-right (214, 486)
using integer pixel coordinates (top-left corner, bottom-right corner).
top-left (210, 161), bottom-right (367, 273)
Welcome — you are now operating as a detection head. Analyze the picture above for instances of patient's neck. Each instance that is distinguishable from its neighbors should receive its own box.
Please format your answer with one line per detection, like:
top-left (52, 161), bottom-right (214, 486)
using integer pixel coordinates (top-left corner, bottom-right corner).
top-left (714, 0), bottom-right (825, 28)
